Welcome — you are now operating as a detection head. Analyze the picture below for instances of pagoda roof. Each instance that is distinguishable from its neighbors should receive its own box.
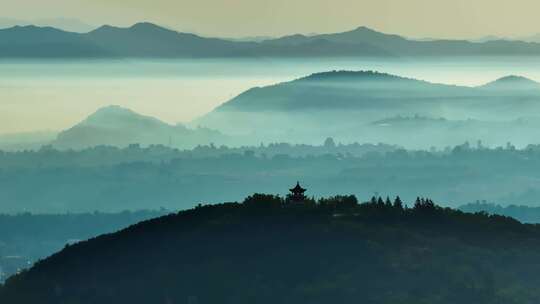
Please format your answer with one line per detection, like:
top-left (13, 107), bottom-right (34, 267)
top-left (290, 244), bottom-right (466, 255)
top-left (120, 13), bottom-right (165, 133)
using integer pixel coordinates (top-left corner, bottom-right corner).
top-left (289, 182), bottom-right (306, 193)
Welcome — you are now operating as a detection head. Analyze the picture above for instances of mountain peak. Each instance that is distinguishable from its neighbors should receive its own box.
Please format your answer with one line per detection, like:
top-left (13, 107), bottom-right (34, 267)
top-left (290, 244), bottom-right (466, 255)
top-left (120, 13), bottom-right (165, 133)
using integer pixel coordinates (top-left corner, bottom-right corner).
top-left (82, 105), bottom-right (165, 127)
top-left (3, 24), bottom-right (66, 33)
top-left (54, 105), bottom-right (224, 149)
top-left (90, 105), bottom-right (136, 116)
top-left (129, 22), bottom-right (170, 32)
top-left (299, 70), bottom-right (408, 82)
top-left (90, 23), bottom-right (172, 35)
top-left (352, 26), bottom-right (378, 33)
top-left (494, 75), bottom-right (535, 83)
top-left (89, 24), bottom-right (118, 34)
top-left (311, 25), bottom-right (406, 45)
top-left (341, 25), bottom-right (400, 38)
top-left (481, 75), bottom-right (540, 90)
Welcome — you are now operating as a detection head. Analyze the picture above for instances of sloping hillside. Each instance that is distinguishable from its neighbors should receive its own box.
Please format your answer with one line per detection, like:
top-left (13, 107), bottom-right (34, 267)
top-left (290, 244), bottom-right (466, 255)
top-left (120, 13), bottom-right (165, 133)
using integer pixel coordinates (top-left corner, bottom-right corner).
top-left (53, 105), bottom-right (226, 149)
top-left (1, 196), bottom-right (540, 304)
top-left (194, 71), bottom-right (540, 141)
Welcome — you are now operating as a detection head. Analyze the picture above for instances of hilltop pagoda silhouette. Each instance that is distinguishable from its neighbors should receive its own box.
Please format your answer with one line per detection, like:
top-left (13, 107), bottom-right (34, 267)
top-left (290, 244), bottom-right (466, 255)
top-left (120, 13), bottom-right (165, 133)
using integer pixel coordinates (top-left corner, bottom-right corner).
top-left (288, 181), bottom-right (307, 203)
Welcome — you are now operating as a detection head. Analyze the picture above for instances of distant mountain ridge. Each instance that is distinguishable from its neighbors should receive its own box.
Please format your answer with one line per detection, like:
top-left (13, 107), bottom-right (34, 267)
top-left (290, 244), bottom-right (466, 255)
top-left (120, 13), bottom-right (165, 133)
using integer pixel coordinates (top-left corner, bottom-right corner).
top-left (0, 25), bottom-right (110, 57)
top-left (0, 17), bottom-right (95, 33)
top-left (4, 22), bottom-right (540, 58)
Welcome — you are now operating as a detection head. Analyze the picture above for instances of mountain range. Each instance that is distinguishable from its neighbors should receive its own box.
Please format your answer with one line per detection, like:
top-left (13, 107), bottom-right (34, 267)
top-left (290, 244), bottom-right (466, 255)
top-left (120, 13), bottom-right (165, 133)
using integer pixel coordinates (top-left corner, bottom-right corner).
top-left (4, 22), bottom-right (540, 58)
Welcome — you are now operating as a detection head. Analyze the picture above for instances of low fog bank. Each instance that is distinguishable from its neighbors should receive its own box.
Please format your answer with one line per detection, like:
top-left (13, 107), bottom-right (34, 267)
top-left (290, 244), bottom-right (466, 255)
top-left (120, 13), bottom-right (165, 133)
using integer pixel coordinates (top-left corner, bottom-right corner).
top-left (194, 111), bottom-right (540, 149)
top-left (5, 112), bottom-right (540, 151)
top-left (0, 131), bottom-right (58, 152)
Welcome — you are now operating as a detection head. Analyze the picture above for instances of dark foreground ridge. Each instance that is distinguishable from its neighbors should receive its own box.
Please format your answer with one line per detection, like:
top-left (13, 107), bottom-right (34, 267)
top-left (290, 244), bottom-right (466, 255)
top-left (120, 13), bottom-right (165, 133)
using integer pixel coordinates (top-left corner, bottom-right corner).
top-left (1, 194), bottom-right (540, 304)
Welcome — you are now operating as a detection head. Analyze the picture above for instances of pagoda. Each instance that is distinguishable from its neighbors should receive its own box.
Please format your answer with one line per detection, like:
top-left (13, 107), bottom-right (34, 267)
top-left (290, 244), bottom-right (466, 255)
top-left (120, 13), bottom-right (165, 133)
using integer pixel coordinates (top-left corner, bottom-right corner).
top-left (289, 181), bottom-right (307, 202)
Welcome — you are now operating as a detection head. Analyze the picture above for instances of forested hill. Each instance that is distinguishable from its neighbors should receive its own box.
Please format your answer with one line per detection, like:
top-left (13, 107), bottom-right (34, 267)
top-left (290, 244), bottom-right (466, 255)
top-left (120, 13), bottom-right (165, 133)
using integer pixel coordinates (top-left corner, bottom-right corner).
top-left (2, 195), bottom-right (540, 304)
top-left (460, 202), bottom-right (540, 223)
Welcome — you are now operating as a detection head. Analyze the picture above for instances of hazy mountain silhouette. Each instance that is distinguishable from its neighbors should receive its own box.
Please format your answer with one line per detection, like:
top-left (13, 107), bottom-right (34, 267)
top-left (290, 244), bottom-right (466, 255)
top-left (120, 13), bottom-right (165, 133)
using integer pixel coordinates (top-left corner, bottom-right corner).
top-left (268, 26), bottom-right (540, 56)
top-left (0, 25), bottom-right (110, 57)
top-left (84, 22), bottom-right (257, 57)
top-left (0, 23), bottom-right (256, 58)
top-left (212, 71), bottom-right (472, 112)
top-left (479, 75), bottom-right (540, 91)
top-left (0, 17), bottom-right (94, 33)
top-left (4, 23), bottom-right (540, 58)
top-left (200, 71), bottom-right (540, 116)
top-left (194, 71), bottom-right (540, 141)
top-left (264, 26), bottom-right (407, 48)
top-left (53, 105), bottom-right (226, 149)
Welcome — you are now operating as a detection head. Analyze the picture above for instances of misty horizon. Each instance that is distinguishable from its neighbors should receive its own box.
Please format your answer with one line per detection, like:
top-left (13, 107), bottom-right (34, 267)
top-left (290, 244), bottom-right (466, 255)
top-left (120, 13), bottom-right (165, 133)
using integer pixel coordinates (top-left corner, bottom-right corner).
top-left (4, 0), bottom-right (540, 40)
top-left (3, 59), bottom-right (540, 135)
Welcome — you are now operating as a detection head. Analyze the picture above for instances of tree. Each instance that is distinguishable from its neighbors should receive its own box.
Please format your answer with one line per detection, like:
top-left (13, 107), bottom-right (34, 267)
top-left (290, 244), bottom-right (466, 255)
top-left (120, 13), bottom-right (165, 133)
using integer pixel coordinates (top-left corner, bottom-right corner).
top-left (324, 137), bottom-right (336, 149)
top-left (414, 197), bottom-right (437, 213)
top-left (318, 195), bottom-right (358, 210)
top-left (385, 196), bottom-right (392, 207)
top-left (243, 193), bottom-right (282, 209)
top-left (393, 196), bottom-right (404, 210)
top-left (414, 197), bottom-right (422, 209)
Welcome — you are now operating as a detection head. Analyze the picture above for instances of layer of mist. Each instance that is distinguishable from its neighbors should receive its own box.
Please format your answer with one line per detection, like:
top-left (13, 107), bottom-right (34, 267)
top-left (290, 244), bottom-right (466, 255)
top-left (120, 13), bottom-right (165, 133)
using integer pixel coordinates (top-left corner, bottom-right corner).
top-left (1, 142), bottom-right (540, 214)
top-left (4, 57), bottom-right (540, 135)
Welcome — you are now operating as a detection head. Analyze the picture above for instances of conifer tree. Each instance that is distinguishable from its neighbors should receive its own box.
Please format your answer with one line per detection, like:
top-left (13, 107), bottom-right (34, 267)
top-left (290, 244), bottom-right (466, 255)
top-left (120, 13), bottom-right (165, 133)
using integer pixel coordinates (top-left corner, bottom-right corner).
top-left (385, 196), bottom-right (392, 207)
top-left (393, 196), bottom-right (404, 209)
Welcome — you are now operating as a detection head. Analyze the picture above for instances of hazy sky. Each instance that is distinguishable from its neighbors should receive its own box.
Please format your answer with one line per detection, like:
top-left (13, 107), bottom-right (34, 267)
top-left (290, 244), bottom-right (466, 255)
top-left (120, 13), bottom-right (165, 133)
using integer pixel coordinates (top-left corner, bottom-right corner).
top-left (2, 0), bottom-right (540, 38)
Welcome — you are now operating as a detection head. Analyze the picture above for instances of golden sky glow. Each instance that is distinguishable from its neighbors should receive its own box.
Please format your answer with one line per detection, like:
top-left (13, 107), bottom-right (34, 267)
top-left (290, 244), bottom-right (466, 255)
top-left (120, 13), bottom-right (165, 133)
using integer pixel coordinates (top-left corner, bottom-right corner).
top-left (2, 0), bottom-right (539, 38)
